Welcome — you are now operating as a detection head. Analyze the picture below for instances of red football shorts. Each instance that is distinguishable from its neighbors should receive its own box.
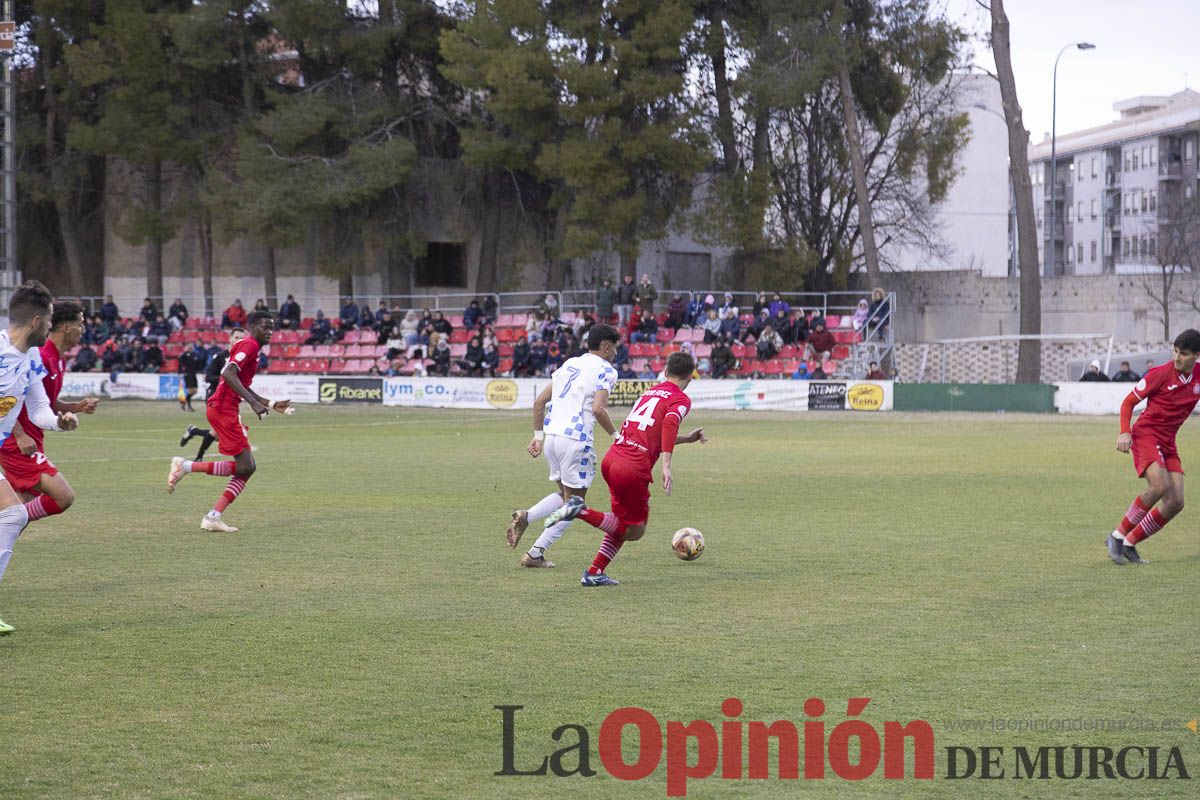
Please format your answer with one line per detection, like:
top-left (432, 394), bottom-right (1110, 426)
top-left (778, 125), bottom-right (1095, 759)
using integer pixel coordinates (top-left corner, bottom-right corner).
top-left (601, 452), bottom-right (651, 527)
top-left (0, 449), bottom-right (58, 493)
top-left (207, 406), bottom-right (250, 456)
top-left (1130, 431), bottom-right (1183, 477)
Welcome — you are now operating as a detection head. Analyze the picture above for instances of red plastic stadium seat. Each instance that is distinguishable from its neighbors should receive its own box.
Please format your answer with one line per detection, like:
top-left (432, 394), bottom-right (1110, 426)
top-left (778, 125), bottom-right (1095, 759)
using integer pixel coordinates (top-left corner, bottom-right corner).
top-left (658, 343), bottom-right (680, 356)
top-left (301, 317), bottom-right (314, 328)
top-left (782, 360), bottom-right (801, 373)
top-left (825, 314), bottom-right (842, 328)
top-left (450, 344), bottom-right (467, 357)
top-left (448, 315), bottom-right (464, 327)
top-left (693, 344), bottom-right (712, 358)
top-left (185, 317), bottom-right (202, 330)
top-left (833, 330), bottom-right (859, 344)
top-left (496, 328), bottom-right (518, 343)
top-left (497, 314), bottom-right (515, 327)
top-left (328, 359), bottom-right (349, 374)
top-left (631, 343), bottom-right (656, 357)
top-left (509, 313), bottom-right (529, 327)
top-left (760, 360), bottom-right (784, 376)
top-left (659, 328), bottom-right (674, 341)
top-left (631, 358), bottom-right (650, 372)
top-left (498, 358), bottom-right (513, 373)
top-left (449, 329), bottom-right (473, 344)
top-left (730, 344), bottom-right (748, 358)
top-left (822, 359), bottom-right (836, 374)
top-left (498, 344), bottom-right (514, 357)
top-left (649, 359), bottom-right (665, 373)
top-left (673, 328), bottom-right (690, 343)
top-left (778, 345), bottom-right (799, 359)
top-left (832, 345), bottom-right (851, 360)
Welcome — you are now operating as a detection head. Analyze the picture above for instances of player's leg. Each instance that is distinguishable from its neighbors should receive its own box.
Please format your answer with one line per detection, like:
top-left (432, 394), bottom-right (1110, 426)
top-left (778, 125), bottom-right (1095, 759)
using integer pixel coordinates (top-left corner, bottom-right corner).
top-left (1107, 440), bottom-right (1171, 563)
top-left (201, 447), bottom-right (256, 532)
top-left (522, 483), bottom-right (587, 567)
top-left (507, 437), bottom-right (571, 548)
top-left (0, 479), bottom-right (31, 634)
top-left (23, 473), bottom-right (75, 522)
top-left (1122, 467), bottom-right (1183, 563)
top-left (195, 429), bottom-right (217, 461)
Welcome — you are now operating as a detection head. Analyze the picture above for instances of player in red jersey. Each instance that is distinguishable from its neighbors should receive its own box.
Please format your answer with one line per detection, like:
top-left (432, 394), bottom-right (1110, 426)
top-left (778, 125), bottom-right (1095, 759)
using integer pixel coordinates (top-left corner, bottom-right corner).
top-left (1106, 329), bottom-right (1200, 565)
top-left (166, 311), bottom-right (292, 531)
top-left (0, 302), bottom-right (100, 523)
top-left (543, 351), bottom-right (707, 586)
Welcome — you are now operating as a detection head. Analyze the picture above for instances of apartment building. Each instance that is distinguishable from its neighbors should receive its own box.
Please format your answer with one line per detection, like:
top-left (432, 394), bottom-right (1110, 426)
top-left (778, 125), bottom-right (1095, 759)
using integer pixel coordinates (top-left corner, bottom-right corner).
top-left (1028, 89), bottom-right (1200, 275)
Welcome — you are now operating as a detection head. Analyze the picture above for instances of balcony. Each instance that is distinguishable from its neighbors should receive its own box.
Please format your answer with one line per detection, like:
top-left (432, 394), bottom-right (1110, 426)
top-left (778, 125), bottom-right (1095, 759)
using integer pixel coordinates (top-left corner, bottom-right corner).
top-left (1159, 160), bottom-right (1182, 179)
top-left (1105, 171), bottom-right (1121, 188)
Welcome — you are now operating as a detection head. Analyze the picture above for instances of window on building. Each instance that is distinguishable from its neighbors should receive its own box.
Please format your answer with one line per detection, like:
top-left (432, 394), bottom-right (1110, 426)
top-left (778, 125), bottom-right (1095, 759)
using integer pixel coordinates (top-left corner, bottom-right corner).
top-left (1090, 241), bottom-right (1097, 262)
top-left (1188, 184), bottom-right (1195, 199)
top-left (1077, 243), bottom-right (1084, 263)
top-left (1090, 198), bottom-right (1098, 219)
top-left (1133, 151), bottom-right (1140, 170)
top-left (1141, 191), bottom-right (1148, 212)
top-left (1150, 144), bottom-right (1157, 165)
top-left (1141, 146), bottom-right (1148, 168)
top-left (1187, 139), bottom-right (1196, 162)
top-left (414, 242), bottom-right (467, 287)
top-left (1077, 201), bottom-right (1083, 222)
top-left (1140, 236), bottom-right (1148, 258)
top-left (1150, 189), bottom-right (1157, 211)
top-left (1150, 235), bottom-right (1157, 259)
top-left (1066, 243), bottom-right (1074, 264)
top-left (1125, 152), bottom-right (1131, 171)
top-left (1091, 157), bottom-right (1097, 178)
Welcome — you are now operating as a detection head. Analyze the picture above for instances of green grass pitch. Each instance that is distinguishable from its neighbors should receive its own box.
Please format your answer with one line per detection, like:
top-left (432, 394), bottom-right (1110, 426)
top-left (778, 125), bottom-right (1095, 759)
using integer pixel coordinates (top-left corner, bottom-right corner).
top-left (1, 402), bottom-right (1196, 798)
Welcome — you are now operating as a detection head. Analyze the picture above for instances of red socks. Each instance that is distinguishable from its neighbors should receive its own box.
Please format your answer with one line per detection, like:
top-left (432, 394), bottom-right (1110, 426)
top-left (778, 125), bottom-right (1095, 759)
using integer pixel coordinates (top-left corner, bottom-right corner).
top-left (24, 495), bottom-right (64, 522)
top-left (1118, 496), bottom-right (1151, 534)
top-left (588, 532), bottom-right (625, 575)
top-left (214, 476), bottom-right (249, 513)
top-left (1125, 508), bottom-right (1167, 546)
top-left (578, 508), bottom-right (627, 536)
top-left (189, 460), bottom-right (234, 476)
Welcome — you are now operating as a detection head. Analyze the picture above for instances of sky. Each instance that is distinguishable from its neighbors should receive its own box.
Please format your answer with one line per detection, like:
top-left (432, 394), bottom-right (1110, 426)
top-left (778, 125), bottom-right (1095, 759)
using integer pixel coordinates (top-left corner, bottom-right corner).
top-left (944, 0), bottom-right (1200, 142)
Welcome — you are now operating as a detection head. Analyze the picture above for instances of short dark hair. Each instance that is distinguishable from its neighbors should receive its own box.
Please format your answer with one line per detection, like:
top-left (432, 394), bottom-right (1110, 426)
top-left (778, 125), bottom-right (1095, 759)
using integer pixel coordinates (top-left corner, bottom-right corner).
top-left (666, 351), bottom-right (695, 378)
top-left (1174, 329), bottom-right (1200, 353)
top-left (230, 326), bottom-right (247, 334)
top-left (8, 280), bottom-right (53, 326)
top-left (51, 301), bottom-right (85, 330)
top-left (587, 323), bottom-right (620, 351)
top-left (248, 310), bottom-right (273, 328)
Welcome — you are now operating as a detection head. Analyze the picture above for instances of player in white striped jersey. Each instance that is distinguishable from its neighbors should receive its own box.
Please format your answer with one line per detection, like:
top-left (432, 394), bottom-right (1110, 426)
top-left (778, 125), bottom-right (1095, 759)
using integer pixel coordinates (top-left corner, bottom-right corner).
top-left (506, 324), bottom-right (621, 567)
top-left (0, 281), bottom-right (79, 636)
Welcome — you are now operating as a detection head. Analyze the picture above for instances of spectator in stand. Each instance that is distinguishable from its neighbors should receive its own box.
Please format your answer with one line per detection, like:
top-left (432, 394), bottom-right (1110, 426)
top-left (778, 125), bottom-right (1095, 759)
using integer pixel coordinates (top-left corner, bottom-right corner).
top-left (756, 324), bottom-right (783, 360)
top-left (710, 339), bottom-right (734, 379)
top-left (101, 341), bottom-right (121, 373)
top-left (768, 293), bottom-right (790, 318)
top-left (84, 313), bottom-right (107, 345)
top-left (806, 320), bottom-right (836, 361)
top-left (430, 310), bottom-right (453, 338)
top-left (631, 309), bottom-right (659, 344)
top-left (127, 339), bottom-right (146, 372)
top-left (168, 298), bottom-right (189, 328)
top-left (888, 366), bottom-right (900, 382)
top-left (634, 273), bottom-right (658, 315)
top-left (851, 298), bottom-right (871, 331)
top-left (810, 362), bottom-right (828, 379)
top-left (772, 307), bottom-right (792, 343)
top-left (479, 325), bottom-right (498, 352)
top-left (702, 309), bottom-right (722, 343)
top-left (100, 295), bottom-right (119, 325)
top-left (665, 293), bottom-right (687, 329)
top-left (752, 292), bottom-right (768, 317)
top-left (306, 310), bottom-right (333, 345)
top-left (808, 308), bottom-right (826, 331)
top-left (140, 297), bottom-right (159, 323)
top-left (544, 341), bottom-right (563, 375)
top-left (866, 287), bottom-right (890, 334)
top-left (719, 309), bottom-right (741, 341)
top-left (792, 361), bottom-right (811, 380)
top-left (1080, 360), bottom-right (1110, 382)
top-left (595, 278), bottom-right (618, 323)
top-left (358, 304), bottom-right (376, 330)
top-left (511, 335), bottom-right (531, 377)
top-left (719, 292), bottom-right (739, 319)
top-left (481, 342), bottom-right (500, 377)
top-left (556, 329), bottom-right (578, 359)
top-left (458, 335), bottom-right (485, 376)
top-left (431, 338), bottom-right (452, 377)
top-left (527, 338), bottom-right (548, 376)
top-left (374, 300), bottom-right (389, 324)
top-left (537, 293), bottom-right (559, 319)
top-left (637, 362), bottom-right (657, 379)
top-left (866, 361), bottom-right (888, 380)
top-left (148, 315), bottom-right (171, 343)
top-left (743, 309), bottom-right (771, 343)
top-left (279, 294), bottom-right (302, 329)
top-left (540, 312), bottom-right (563, 343)
top-left (400, 310), bottom-right (421, 346)
top-left (340, 297), bottom-right (360, 329)
top-left (789, 309), bottom-right (810, 345)
top-left (463, 299), bottom-right (483, 329)
top-left (572, 309), bottom-right (596, 340)
top-left (253, 298), bottom-right (269, 314)
top-left (223, 299), bottom-right (248, 329)
top-left (482, 295), bottom-right (498, 324)
top-left (617, 360), bottom-right (637, 379)
top-left (416, 308), bottom-right (435, 339)
top-left (376, 311), bottom-right (400, 344)
top-left (73, 344), bottom-right (98, 372)
top-left (408, 349), bottom-right (429, 378)
top-left (144, 340), bottom-right (164, 373)
top-left (1111, 361), bottom-right (1140, 382)
top-left (613, 274), bottom-right (636, 329)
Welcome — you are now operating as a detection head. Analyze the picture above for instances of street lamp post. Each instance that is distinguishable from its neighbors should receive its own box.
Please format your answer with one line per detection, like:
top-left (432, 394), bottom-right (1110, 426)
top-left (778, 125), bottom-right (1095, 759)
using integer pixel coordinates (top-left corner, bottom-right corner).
top-left (1048, 42), bottom-right (1096, 276)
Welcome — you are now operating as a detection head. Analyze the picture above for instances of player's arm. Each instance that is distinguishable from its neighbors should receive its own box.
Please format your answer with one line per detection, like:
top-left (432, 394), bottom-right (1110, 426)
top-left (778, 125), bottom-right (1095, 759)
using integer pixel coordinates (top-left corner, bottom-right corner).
top-left (55, 397), bottom-right (100, 415)
top-left (25, 376), bottom-right (76, 432)
top-left (12, 422), bottom-right (37, 455)
top-left (221, 361), bottom-right (268, 418)
top-left (592, 389), bottom-right (616, 437)
top-left (528, 383), bottom-right (553, 457)
top-left (1116, 391), bottom-right (1139, 452)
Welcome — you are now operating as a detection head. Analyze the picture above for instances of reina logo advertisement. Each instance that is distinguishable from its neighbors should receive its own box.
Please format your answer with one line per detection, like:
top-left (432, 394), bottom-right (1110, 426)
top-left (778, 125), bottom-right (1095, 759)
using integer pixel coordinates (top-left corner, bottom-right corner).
top-left (494, 699), bottom-right (1193, 796)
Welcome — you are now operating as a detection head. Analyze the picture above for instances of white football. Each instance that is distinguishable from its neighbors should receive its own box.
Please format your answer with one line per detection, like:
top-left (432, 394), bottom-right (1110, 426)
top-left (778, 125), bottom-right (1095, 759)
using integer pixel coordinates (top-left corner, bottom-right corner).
top-left (671, 527), bottom-right (705, 561)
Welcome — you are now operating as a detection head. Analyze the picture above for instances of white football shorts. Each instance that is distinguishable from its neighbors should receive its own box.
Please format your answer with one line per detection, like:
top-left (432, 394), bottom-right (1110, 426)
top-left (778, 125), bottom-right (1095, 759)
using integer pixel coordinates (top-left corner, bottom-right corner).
top-left (544, 434), bottom-right (597, 489)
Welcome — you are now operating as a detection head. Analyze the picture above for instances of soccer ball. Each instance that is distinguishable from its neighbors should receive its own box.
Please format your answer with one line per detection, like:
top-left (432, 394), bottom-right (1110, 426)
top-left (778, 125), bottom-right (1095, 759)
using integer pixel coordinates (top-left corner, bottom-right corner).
top-left (671, 528), bottom-right (705, 561)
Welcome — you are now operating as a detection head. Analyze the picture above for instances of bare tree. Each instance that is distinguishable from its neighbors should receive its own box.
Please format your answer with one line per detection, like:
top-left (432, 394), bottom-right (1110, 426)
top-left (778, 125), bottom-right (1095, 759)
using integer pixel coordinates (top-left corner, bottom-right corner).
top-left (988, 0), bottom-right (1042, 383)
top-left (1150, 189), bottom-right (1200, 337)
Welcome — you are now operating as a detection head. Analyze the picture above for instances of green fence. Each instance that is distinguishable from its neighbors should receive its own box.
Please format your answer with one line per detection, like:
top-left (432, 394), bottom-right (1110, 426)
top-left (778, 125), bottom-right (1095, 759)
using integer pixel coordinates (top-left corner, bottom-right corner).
top-left (893, 384), bottom-right (1056, 413)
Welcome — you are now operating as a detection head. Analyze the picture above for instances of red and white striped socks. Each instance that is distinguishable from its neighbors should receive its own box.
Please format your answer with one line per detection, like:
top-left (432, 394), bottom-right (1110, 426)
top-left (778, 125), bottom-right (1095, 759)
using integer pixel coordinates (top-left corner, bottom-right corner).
top-left (1117, 496), bottom-right (1151, 535)
top-left (588, 532), bottom-right (625, 576)
top-left (578, 507), bottom-right (627, 537)
top-left (185, 460), bottom-right (234, 476)
top-left (1125, 508), bottom-right (1167, 546)
top-left (24, 495), bottom-right (64, 522)
top-left (214, 476), bottom-right (249, 513)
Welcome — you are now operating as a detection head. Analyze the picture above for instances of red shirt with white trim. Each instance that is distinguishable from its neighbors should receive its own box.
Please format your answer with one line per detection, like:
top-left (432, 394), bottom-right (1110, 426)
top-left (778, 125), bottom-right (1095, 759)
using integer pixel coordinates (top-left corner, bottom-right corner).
top-left (608, 381), bottom-right (691, 479)
top-left (1131, 361), bottom-right (1200, 441)
top-left (207, 338), bottom-right (261, 414)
